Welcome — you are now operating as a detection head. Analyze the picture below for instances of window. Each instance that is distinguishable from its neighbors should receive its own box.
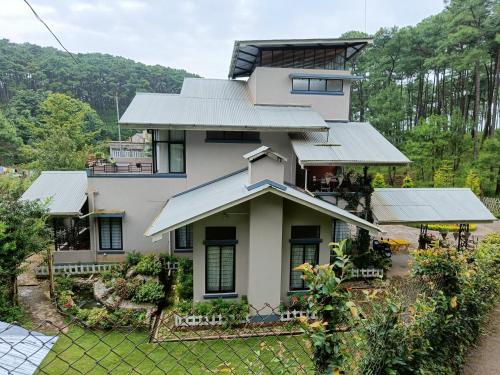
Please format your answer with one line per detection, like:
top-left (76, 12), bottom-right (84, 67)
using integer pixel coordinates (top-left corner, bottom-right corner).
top-left (206, 131), bottom-right (260, 143)
top-left (291, 78), bottom-right (343, 94)
top-left (151, 130), bottom-right (185, 173)
top-left (259, 47), bottom-right (346, 70)
top-left (205, 227), bottom-right (236, 293)
top-left (175, 225), bottom-right (193, 250)
top-left (290, 225), bottom-right (320, 290)
top-left (98, 217), bottom-right (122, 251)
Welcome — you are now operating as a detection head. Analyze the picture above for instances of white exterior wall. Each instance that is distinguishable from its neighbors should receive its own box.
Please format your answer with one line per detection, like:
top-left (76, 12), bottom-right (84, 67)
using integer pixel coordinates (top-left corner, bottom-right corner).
top-left (192, 202), bottom-right (250, 302)
top-left (248, 67), bottom-right (352, 121)
top-left (249, 156), bottom-right (285, 185)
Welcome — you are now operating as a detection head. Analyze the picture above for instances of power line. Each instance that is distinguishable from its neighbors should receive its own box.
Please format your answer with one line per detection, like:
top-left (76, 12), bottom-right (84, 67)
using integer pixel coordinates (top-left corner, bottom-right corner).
top-left (22, 0), bottom-right (78, 64)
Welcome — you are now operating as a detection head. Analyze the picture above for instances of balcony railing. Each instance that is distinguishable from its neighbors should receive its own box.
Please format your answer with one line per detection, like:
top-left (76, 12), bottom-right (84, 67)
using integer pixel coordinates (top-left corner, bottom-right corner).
top-left (88, 162), bottom-right (154, 175)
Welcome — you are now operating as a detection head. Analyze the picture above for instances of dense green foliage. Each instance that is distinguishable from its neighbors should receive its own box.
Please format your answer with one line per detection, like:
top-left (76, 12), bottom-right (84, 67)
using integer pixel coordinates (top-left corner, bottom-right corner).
top-left (176, 258), bottom-right (194, 301)
top-left (348, 0), bottom-right (499, 194)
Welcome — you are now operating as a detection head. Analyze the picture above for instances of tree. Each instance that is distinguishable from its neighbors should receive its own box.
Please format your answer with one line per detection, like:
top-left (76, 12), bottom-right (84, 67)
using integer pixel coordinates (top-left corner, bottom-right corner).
top-left (465, 169), bottom-right (481, 195)
top-left (22, 93), bottom-right (103, 170)
top-left (0, 191), bottom-right (51, 308)
top-left (402, 175), bottom-right (414, 188)
top-left (0, 109), bottom-right (21, 166)
top-left (372, 173), bottom-right (386, 188)
top-left (434, 161), bottom-right (455, 187)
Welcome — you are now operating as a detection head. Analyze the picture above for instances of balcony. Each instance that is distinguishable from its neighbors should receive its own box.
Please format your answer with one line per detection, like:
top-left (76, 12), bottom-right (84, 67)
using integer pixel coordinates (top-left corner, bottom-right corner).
top-left (88, 162), bottom-right (154, 175)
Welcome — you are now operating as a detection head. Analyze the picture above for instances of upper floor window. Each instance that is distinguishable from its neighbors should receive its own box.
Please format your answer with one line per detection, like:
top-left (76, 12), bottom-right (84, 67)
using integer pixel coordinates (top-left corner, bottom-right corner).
top-left (291, 78), bottom-right (343, 94)
top-left (206, 131), bottom-right (260, 143)
top-left (152, 130), bottom-right (185, 174)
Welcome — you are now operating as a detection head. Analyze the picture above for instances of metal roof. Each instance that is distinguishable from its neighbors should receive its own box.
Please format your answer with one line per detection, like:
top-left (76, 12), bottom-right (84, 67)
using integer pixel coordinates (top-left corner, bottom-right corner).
top-left (119, 79), bottom-right (328, 132)
top-left (291, 122), bottom-right (411, 166)
top-left (243, 146), bottom-right (287, 162)
top-left (228, 38), bottom-right (372, 78)
top-left (0, 321), bottom-right (58, 375)
top-left (145, 169), bottom-right (380, 239)
top-left (372, 188), bottom-right (497, 224)
top-left (20, 171), bottom-right (87, 216)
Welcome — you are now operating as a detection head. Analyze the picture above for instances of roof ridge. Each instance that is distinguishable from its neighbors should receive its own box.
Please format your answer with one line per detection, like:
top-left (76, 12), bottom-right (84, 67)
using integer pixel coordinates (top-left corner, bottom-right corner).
top-left (172, 168), bottom-right (247, 198)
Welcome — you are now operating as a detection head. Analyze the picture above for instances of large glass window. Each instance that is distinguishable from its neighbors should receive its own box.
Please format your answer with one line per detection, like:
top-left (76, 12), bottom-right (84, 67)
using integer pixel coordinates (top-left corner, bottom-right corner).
top-left (98, 217), bottom-right (122, 251)
top-left (175, 225), bottom-right (193, 250)
top-left (290, 225), bottom-right (320, 290)
top-left (291, 78), bottom-right (343, 94)
top-left (205, 227), bottom-right (237, 293)
top-left (259, 47), bottom-right (346, 70)
top-left (152, 130), bottom-right (185, 173)
top-left (206, 131), bottom-right (260, 143)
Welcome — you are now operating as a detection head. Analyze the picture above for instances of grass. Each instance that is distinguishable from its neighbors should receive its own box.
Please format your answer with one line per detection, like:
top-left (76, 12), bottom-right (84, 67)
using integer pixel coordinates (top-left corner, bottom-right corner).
top-left (38, 326), bottom-right (313, 374)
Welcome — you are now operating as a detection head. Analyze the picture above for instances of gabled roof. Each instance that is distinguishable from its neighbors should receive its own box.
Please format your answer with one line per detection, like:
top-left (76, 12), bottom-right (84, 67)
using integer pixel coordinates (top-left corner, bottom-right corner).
top-left (145, 169), bottom-right (380, 239)
top-left (119, 79), bottom-right (328, 132)
top-left (243, 146), bottom-right (287, 162)
top-left (372, 188), bottom-right (496, 224)
top-left (229, 38), bottom-right (372, 78)
top-left (20, 171), bottom-right (87, 216)
top-left (291, 122), bottom-right (410, 166)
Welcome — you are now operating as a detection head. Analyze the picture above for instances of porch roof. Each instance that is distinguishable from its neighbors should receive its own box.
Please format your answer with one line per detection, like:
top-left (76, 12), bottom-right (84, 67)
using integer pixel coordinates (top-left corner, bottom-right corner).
top-left (119, 79), bottom-right (328, 132)
top-left (372, 188), bottom-right (496, 225)
top-left (290, 122), bottom-right (410, 166)
top-left (145, 169), bottom-right (381, 240)
top-left (20, 171), bottom-right (87, 216)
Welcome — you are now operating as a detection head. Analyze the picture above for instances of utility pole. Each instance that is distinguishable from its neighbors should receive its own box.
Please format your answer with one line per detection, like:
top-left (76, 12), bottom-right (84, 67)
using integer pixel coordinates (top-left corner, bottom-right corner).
top-left (115, 93), bottom-right (122, 154)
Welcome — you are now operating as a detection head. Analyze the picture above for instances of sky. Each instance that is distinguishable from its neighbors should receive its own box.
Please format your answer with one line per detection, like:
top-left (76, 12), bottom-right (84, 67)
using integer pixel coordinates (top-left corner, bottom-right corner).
top-left (1, 0), bottom-right (445, 78)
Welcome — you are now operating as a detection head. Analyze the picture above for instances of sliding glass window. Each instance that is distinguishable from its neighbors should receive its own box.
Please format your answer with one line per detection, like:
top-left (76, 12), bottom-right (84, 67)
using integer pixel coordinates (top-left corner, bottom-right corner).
top-left (151, 130), bottom-right (185, 173)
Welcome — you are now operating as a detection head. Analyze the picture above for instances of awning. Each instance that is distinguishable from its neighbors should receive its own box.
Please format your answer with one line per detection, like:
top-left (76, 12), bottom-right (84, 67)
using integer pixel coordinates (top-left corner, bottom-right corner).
top-left (372, 188), bottom-right (497, 225)
top-left (291, 122), bottom-right (411, 166)
top-left (20, 171), bottom-right (87, 216)
top-left (145, 169), bottom-right (380, 240)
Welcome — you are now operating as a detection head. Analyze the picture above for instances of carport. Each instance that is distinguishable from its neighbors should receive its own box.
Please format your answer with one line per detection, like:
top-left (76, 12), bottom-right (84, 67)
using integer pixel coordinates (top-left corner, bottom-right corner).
top-left (372, 188), bottom-right (496, 250)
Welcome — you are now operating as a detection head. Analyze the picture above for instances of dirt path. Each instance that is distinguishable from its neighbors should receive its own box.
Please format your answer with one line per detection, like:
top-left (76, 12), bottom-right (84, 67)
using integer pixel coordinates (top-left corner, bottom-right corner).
top-left (17, 253), bottom-right (67, 333)
top-left (463, 305), bottom-right (500, 375)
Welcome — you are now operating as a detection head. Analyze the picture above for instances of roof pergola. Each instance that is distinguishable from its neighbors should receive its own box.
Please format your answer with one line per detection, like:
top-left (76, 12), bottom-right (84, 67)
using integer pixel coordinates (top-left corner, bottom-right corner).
top-left (228, 38), bottom-right (372, 79)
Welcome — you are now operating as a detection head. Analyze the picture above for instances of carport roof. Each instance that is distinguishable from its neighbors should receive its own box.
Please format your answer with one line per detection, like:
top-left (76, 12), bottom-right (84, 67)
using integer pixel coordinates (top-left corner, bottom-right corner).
top-left (372, 188), bottom-right (496, 225)
top-left (145, 169), bottom-right (381, 240)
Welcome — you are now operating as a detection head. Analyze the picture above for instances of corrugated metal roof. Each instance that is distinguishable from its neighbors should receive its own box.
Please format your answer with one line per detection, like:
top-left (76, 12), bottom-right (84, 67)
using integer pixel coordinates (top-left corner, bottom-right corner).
top-left (119, 79), bottom-right (328, 132)
top-left (145, 169), bottom-right (380, 238)
top-left (372, 188), bottom-right (497, 224)
top-left (0, 321), bottom-right (58, 375)
top-left (291, 122), bottom-right (410, 166)
top-left (20, 171), bottom-right (87, 216)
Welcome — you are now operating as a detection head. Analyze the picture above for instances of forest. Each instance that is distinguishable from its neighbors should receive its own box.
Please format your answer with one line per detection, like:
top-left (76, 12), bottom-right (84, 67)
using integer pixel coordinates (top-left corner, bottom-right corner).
top-left (0, 0), bottom-right (498, 195)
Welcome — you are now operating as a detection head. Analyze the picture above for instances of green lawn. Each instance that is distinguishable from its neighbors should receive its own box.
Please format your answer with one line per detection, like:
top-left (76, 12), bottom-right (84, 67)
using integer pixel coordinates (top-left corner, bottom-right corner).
top-left (38, 327), bottom-right (313, 374)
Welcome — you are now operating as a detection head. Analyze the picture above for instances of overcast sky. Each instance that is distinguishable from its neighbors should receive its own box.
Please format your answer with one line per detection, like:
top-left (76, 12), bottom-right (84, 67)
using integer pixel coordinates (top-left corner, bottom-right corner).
top-left (1, 0), bottom-right (445, 78)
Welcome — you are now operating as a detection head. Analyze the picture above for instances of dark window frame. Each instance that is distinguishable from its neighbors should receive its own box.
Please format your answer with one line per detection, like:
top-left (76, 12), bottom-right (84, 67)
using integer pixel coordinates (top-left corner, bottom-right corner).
top-left (98, 217), bottom-right (123, 251)
top-left (175, 225), bottom-right (193, 250)
top-left (205, 131), bottom-right (261, 144)
top-left (291, 78), bottom-right (344, 94)
top-left (151, 130), bottom-right (186, 174)
top-left (204, 226), bottom-right (237, 294)
top-left (289, 225), bottom-right (321, 291)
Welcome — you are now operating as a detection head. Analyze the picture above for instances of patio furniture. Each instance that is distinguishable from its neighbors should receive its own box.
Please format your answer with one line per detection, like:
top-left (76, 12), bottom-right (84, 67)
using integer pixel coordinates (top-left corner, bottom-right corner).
top-left (380, 238), bottom-right (410, 253)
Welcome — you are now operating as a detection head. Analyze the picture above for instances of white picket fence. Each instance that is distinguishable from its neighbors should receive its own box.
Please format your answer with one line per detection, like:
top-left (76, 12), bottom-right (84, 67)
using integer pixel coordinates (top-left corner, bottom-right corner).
top-left (174, 310), bottom-right (317, 327)
top-left (349, 268), bottom-right (384, 279)
top-left (34, 263), bottom-right (121, 277)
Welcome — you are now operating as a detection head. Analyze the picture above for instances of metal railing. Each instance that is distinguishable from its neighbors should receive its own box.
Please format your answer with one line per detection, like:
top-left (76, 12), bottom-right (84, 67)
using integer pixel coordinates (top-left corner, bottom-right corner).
top-left (88, 162), bottom-right (154, 174)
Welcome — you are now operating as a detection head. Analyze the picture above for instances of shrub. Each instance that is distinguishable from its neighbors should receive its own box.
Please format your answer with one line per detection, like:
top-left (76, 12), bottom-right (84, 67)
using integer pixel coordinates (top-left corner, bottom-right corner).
top-left (112, 309), bottom-right (147, 327)
top-left (125, 251), bottom-right (143, 269)
top-left (132, 280), bottom-right (165, 304)
top-left (56, 290), bottom-right (76, 311)
top-left (176, 258), bottom-right (193, 301)
top-left (55, 274), bottom-right (74, 291)
top-left (114, 278), bottom-right (132, 299)
top-left (134, 254), bottom-right (162, 276)
top-left (401, 174), bottom-right (414, 188)
top-left (371, 173), bottom-right (386, 188)
top-left (286, 294), bottom-right (309, 311)
top-left (177, 298), bottom-right (249, 328)
top-left (100, 269), bottom-right (121, 282)
top-left (85, 307), bottom-right (112, 329)
top-left (465, 169), bottom-right (481, 196)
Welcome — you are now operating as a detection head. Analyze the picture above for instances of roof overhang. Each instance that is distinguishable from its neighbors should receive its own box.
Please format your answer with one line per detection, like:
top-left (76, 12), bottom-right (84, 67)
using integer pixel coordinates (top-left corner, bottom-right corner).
top-left (288, 73), bottom-right (364, 81)
top-left (229, 38), bottom-right (372, 79)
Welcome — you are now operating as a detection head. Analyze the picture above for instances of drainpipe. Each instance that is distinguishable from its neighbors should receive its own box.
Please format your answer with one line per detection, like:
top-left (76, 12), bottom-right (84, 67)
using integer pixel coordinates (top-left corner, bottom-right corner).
top-left (304, 167), bottom-right (308, 191)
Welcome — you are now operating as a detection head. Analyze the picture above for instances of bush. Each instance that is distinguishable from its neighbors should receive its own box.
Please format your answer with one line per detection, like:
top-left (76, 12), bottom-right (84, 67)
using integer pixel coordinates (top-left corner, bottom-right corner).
top-left (401, 175), bottom-right (414, 188)
top-left (85, 307), bottom-right (112, 329)
top-left (176, 298), bottom-right (249, 328)
top-left (465, 169), bottom-right (481, 196)
top-left (134, 254), bottom-right (162, 276)
top-left (132, 280), bottom-right (165, 304)
top-left (125, 251), bottom-right (143, 270)
top-left (371, 173), bottom-right (386, 188)
top-left (55, 274), bottom-right (74, 291)
top-left (114, 278), bottom-right (132, 299)
top-left (176, 258), bottom-right (193, 301)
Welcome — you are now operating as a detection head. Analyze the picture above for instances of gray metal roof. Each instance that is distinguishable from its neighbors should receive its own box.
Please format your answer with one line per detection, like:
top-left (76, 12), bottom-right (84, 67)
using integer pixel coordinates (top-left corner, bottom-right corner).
top-left (119, 79), bottom-right (328, 132)
top-left (20, 171), bottom-right (87, 216)
top-left (291, 122), bottom-right (411, 166)
top-left (145, 169), bottom-right (380, 239)
top-left (372, 188), bottom-right (497, 224)
top-left (0, 321), bottom-right (58, 375)
top-left (228, 38), bottom-right (372, 78)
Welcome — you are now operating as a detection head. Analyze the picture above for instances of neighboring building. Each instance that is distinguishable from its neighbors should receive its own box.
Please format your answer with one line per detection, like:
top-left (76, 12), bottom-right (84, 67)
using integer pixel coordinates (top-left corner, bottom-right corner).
top-left (108, 130), bottom-right (152, 164)
top-left (23, 37), bottom-right (493, 308)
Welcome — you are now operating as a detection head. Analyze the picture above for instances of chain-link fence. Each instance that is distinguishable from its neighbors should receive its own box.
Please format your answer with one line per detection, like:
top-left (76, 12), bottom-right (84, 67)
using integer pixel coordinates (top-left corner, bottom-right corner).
top-left (1, 305), bottom-right (320, 374)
